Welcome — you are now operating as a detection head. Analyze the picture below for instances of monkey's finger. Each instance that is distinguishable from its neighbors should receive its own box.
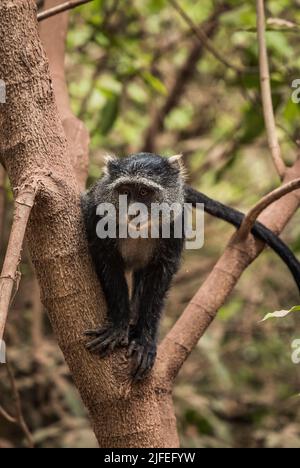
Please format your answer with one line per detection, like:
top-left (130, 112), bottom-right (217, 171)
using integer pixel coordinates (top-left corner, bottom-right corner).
top-left (84, 328), bottom-right (108, 337)
top-left (131, 349), bottom-right (144, 379)
top-left (91, 341), bottom-right (112, 356)
top-left (85, 332), bottom-right (111, 350)
top-left (134, 352), bottom-right (150, 381)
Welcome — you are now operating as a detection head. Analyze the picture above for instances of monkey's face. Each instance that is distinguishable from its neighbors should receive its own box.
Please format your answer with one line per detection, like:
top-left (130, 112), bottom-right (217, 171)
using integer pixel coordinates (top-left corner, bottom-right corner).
top-left (100, 152), bottom-right (186, 235)
top-left (115, 181), bottom-right (159, 234)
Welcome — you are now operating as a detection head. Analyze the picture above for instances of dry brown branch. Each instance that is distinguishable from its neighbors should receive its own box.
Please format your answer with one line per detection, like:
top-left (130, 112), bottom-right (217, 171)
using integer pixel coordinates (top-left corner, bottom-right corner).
top-left (238, 178), bottom-right (300, 239)
top-left (0, 405), bottom-right (16, 424)
top-left (0, 185), bottom-right (36, 342)
top-left (256, 0), bottom-right (286, 179)
top-left (6, 361), bottom-right (34, 448)
top-left (0, 360), bottom-right (34, 447)
top-left (169, 0), bottom-right (246, 74)
top-left (37, 0), bottom-right (92, 21)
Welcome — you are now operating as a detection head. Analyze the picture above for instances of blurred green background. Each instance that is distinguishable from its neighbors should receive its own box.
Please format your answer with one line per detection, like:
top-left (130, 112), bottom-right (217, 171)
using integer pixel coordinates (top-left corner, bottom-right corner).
top-left (1, 0), bottom-right (300, 448)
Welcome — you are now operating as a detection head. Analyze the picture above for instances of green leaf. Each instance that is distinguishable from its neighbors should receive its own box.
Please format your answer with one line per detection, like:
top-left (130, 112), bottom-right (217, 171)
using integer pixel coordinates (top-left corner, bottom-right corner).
top-left (141, 71), bottom-right (167, 95)
top-left (99, 94), bottom-right (120, 136)
top-left (260, 305), bottom-right (300, 322)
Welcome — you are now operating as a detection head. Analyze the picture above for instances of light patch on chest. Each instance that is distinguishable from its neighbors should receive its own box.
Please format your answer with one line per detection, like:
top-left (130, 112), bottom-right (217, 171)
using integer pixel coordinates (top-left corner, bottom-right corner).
top-left (118, 237), bottom-right (157, 271)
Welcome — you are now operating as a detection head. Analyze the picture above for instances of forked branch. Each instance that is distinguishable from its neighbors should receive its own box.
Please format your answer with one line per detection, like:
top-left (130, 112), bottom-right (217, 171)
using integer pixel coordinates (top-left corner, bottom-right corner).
top-left (159, 162), bottom-right (300, 381)
top-left (238, 178), bottom-right (300, 239)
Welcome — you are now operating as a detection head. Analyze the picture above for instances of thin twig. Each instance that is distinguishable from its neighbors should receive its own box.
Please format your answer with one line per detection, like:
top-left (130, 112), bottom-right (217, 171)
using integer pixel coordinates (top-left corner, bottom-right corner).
top-left (142, 4), bottom-right (228, 153)
top-left (37, 0), bottom-right (93, 22)
top-left (237, 178), bottom-right (300, 239)
top-left (169, 0), bottom-right (248, 74)
top-left (0, 185), bottom-right (36, 342)
top-left (0, 405), bottom-right (16, 424)
top-left (256, 0), bottom-right (286, 179)
top-left (6, 361), bottom-right (34, 448)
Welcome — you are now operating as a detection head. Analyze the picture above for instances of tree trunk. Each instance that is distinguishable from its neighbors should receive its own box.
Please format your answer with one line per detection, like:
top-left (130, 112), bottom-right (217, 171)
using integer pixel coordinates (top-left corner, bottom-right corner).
top-left (0, 0), bottom-right (179, 448)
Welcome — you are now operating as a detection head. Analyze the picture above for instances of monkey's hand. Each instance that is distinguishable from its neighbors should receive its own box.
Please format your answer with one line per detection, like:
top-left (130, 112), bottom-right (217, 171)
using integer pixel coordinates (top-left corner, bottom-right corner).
top-left (127, 338), bottom-right (157, 381)
top-left (84, 323), bottom-right (129, 357)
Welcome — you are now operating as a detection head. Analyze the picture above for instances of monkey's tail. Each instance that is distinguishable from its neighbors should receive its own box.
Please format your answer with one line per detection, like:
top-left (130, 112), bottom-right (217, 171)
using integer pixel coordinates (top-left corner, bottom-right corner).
top-left (185, 185), bottom-right (300, 294)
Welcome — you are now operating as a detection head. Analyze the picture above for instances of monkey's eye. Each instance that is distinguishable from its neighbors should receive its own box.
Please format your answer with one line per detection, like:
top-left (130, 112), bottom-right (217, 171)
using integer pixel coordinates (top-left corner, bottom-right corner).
top-left (139, 188), bottom-right (149, 197)
top-left (119, 187), bottom-right (130, 196)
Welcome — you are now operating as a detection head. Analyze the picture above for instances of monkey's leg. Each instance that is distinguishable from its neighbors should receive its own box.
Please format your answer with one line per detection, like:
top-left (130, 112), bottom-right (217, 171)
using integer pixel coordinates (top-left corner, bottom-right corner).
top-left (84, 247), bottom-right (131, 357)
top-left (129, 246), bottom-right (182, 381)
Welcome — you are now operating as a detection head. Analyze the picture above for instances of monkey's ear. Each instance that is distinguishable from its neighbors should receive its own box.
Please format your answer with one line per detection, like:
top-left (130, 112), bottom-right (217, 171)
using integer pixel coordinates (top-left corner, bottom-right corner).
top-left (168, 154), bottom-right (187, 179)
top-left (103, 154), bottom-right (118, 175)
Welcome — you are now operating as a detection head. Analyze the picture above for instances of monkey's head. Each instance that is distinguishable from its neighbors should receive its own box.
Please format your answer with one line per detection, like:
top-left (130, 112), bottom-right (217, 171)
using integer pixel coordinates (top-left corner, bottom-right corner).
top-left (99, 152), bottom-right (186, 234)
top-left (102, 152), bottom-right (186, 204)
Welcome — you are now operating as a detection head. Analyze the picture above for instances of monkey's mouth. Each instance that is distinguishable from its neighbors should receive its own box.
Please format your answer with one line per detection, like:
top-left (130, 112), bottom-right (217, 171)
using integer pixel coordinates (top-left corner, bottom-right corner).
top-left (127, 216), bottom-right (151, 234)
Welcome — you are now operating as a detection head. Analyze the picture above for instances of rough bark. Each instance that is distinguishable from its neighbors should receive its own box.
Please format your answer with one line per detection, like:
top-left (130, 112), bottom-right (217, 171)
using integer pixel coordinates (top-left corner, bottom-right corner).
top-left (0, 0), bottom-right (177, 448)
top-left (0, 166), bottom-right (6, 245)
top-left (39, 0), bottom-right (89, 189)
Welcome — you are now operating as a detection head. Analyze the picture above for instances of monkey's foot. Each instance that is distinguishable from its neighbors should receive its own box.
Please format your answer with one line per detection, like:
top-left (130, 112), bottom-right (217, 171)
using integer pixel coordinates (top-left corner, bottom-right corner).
top-left (84, 324), bottom-right (129, 357)
top-left (127, 339), bottom-right (157, 381)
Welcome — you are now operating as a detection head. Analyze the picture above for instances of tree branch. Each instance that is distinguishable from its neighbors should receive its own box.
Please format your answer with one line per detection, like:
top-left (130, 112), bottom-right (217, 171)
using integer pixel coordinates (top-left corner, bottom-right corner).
top-left (158, 159), bottom-right (300, 381)
top-left (37, 0), bottom-right (92, 22)
top-left (256, 0), bottom-right (286, 179)
top-left (39, 0), bottom-right (90, 190)
top-left (0, 185), bottom-right (36, 342)
top-left (238, 178), bottom-right (300, 239)
top-left (0, 405), bottom-right (16, 424)
top-left (142, 4), bottom-right (228, 153)
top-left (169, 0), bottom-right (247, 74)
top-left (0, 166), bottom-right (6, 245)
top-left (1, 0), bottom-right (177, 447)
top-left (6, 360), bottom-right (34, 448)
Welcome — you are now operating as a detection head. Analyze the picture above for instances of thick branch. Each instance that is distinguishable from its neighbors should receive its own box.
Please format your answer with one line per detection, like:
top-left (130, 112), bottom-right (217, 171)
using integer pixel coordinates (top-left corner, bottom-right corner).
top-left (0, 186), bottom-right (36, 342)
top-left (39, 0), bottom-right (90, 190)
top-left (238, 178), bottom-right (300, 239)
top-left (256, 0), bottom-right (286, 179)
top-left (159, 160), bottom-right (300, 381)
top-left (37, 0), bottom-right (92, 21)
top-left (0, 166), bottom-right (6, 245)
top-left (0, 0), bottom-right (176, 448)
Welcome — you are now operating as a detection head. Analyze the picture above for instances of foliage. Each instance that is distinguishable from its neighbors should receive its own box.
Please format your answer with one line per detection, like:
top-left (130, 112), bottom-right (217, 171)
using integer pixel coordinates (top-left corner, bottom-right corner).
top-left (1, 0), bottom-right (300, 448)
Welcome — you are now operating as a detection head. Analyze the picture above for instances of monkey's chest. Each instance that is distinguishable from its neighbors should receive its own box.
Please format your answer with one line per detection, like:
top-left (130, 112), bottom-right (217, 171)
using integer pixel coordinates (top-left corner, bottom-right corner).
top-left (118, 237), bottom-right (157, 271)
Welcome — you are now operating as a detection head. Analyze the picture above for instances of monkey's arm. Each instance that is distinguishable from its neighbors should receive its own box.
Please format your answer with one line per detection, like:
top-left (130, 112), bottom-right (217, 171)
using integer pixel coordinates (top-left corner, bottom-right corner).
top-left (129, 238), bottom-right (184, 380)
top-left (185, 184), bottom-right (300, 294)
top-left (81, 195), bottom-right (131, 354)
top-left (84, 239), bottom-right (132, 355)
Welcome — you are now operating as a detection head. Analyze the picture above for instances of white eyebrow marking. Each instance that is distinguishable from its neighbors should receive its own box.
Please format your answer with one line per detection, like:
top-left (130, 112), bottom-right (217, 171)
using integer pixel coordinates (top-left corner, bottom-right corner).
top-left (108, 176), bottom-right (164, 192)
